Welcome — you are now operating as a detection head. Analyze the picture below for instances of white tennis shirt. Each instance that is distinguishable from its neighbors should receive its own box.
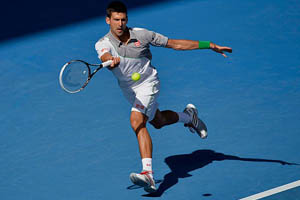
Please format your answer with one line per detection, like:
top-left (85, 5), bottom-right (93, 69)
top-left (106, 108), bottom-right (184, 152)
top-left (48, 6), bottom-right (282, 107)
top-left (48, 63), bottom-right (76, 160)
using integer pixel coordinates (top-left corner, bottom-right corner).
top-left (95, 27), bottom-right (168, 89)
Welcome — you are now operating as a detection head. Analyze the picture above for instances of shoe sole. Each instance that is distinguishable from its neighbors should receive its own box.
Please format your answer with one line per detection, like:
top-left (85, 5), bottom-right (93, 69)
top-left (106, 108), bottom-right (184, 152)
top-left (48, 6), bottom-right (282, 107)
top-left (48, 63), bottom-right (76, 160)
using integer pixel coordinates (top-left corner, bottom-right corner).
top-left (144, 185), bottom-right (157, 193)
top-left (130, 173), bottom-right (157, 193)
top-left (130, 173), bottom-right (148, 187)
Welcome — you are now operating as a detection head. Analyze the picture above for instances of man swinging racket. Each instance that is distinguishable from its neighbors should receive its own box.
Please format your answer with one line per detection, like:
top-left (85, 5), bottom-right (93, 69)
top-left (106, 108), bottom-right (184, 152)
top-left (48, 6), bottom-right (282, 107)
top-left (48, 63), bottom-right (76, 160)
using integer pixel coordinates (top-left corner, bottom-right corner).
top-left (95, 1), bottom-right (232, 193)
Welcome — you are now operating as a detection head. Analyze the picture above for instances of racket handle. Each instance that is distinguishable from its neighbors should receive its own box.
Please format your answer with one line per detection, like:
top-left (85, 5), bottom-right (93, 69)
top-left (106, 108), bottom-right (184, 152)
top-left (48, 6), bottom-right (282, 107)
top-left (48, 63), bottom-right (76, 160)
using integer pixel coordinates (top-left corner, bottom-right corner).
top-left (102, 60), bottom-right (113, 68)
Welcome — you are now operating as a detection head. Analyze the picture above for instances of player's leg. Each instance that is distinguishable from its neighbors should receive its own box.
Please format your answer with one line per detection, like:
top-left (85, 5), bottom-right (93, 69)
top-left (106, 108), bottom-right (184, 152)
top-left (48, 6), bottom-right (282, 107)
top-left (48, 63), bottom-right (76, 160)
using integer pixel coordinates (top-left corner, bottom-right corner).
top-left (120, 81), bottom-right (158, 193)
top-left (149, 109), bottom-right (190, 129)
top-left (129, 111), bottom-right (157, 193)
top-left (149, 109), bottom-right (178, 129)
top-left (130, 111), bottom-right (152, 159)
top-left (128, 85), bottom-right (159, 193)
top-left (150, 105), bottom-right (208, 139)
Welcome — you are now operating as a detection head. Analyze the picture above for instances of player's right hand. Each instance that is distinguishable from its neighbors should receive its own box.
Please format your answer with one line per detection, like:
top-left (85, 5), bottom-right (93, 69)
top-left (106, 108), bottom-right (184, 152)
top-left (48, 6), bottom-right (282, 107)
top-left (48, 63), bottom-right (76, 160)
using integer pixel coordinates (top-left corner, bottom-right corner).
top-left (110, 57), bottom-right (120, 68)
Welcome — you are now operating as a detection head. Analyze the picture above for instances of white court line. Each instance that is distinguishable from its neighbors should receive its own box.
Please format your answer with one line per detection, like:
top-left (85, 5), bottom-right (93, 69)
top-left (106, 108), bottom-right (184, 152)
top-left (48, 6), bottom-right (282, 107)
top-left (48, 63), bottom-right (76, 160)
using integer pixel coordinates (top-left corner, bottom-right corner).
top-left (240, 180), bottom-right (300, 200)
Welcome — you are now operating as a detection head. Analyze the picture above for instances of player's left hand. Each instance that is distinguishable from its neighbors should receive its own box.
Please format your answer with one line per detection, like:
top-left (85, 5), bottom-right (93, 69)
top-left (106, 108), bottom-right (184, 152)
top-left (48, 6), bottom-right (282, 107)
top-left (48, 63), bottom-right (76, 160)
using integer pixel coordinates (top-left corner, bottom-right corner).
top-left (210, 43), bottom-right (232, 57)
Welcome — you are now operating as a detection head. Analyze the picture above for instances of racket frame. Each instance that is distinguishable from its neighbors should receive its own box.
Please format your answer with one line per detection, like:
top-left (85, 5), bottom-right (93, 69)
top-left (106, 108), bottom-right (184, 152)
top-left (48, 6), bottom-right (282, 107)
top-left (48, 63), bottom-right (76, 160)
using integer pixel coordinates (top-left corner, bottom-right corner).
top-left (59, 59), bottom-right (112, 94)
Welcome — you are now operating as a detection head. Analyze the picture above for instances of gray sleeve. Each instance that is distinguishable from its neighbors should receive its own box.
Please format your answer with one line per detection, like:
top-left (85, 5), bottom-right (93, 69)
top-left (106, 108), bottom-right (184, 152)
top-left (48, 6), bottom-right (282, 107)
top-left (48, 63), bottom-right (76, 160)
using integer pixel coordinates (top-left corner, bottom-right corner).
top-left (137, 28), bottom-right (168, 47)
top-left (149, 31), bottom-right (169, 47)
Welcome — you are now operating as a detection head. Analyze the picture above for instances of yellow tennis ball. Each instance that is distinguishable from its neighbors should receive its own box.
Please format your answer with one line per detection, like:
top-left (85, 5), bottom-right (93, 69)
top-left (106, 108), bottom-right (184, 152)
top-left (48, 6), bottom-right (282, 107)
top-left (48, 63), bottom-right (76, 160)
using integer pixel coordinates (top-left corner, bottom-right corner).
top-left (131, 72), bottom-right (141, 81)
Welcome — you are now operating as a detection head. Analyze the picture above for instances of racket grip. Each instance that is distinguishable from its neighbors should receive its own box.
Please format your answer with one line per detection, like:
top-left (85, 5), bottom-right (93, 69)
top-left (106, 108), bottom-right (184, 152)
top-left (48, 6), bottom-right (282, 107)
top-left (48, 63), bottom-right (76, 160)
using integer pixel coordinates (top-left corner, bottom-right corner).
top-left (102, 60), bottom-right (113, 68)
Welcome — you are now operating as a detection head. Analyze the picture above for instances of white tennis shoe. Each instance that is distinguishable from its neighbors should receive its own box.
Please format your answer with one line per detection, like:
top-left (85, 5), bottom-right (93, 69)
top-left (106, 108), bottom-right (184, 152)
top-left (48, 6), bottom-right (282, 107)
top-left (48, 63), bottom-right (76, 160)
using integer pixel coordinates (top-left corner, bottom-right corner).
top-left (129, 171), bottom-right (156, 193)
top-left (184, 104), bottom-right (208, 139)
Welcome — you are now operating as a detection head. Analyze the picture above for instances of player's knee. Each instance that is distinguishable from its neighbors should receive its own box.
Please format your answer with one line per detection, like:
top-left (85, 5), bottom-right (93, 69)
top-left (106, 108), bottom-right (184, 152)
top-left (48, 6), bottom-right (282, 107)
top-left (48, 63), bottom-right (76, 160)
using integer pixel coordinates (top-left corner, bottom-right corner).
top-left (130, 114), bottom-right (147, 132)
top-left (131, 120), bottom-right (145, 132)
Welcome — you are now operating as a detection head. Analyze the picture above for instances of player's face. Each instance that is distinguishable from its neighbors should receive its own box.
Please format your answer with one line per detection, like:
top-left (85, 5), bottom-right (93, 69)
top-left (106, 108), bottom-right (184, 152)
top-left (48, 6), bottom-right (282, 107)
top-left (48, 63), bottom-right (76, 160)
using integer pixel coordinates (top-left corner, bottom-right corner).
top-left (106, 12), bottom-right (128, 38)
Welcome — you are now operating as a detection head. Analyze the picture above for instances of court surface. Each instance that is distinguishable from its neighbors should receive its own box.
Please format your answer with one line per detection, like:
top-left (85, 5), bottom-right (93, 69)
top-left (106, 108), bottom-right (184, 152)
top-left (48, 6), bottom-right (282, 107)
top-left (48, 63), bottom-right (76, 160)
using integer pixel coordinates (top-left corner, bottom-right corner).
top-left (1, 0), bottom-right (300, 199)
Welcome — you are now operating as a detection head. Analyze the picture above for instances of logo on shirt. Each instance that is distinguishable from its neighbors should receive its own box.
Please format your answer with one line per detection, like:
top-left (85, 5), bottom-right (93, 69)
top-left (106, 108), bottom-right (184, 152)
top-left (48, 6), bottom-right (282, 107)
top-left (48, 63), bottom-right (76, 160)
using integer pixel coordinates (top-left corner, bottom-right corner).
top-left (135, 104), bottom-right (145, 110)
top-left (101, 48), bottom-right (109, 52)
top-left (134, 40), bottom-right (141, 47)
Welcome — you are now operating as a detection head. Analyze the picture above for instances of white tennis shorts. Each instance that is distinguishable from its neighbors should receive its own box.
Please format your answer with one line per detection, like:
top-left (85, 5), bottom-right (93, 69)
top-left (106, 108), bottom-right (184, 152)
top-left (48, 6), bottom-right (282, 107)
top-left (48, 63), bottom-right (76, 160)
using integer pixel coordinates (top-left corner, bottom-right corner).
top-left (121, 79), bottom-right (160, 121)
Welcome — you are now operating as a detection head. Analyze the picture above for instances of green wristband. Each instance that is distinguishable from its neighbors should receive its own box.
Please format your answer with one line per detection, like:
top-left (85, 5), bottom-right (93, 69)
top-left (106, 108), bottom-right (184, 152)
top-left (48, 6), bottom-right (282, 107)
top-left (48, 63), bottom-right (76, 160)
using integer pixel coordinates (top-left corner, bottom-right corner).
top-left (198, 41), bottom-right (211, 49)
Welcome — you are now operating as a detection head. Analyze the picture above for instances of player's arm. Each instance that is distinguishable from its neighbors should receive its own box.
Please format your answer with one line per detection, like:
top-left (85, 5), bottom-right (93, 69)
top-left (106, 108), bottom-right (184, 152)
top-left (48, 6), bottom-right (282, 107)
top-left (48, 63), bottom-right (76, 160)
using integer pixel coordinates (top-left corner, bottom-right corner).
top-left (166, 39), bottom-right (232, 57)
top-left (100, 52), bottom-right (120, 68)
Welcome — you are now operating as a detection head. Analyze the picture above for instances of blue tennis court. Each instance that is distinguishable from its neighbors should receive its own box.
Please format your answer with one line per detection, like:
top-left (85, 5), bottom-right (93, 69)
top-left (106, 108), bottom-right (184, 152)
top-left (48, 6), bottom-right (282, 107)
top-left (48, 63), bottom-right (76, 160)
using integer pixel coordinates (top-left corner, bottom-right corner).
top-left (1, 0), bottom-right (300, 199)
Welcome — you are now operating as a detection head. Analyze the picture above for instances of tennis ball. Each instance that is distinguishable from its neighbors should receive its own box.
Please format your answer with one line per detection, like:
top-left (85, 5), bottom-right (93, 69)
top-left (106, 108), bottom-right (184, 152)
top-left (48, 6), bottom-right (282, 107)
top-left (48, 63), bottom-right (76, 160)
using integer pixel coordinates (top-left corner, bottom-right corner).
top-left (131, 72), bottom-right (141, 81)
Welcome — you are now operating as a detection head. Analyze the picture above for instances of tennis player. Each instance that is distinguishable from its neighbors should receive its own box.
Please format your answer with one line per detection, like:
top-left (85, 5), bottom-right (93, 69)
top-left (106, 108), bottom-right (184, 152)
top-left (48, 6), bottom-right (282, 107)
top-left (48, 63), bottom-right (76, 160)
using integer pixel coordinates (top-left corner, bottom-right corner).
top-left (95, 1), bottom-right (232, 193)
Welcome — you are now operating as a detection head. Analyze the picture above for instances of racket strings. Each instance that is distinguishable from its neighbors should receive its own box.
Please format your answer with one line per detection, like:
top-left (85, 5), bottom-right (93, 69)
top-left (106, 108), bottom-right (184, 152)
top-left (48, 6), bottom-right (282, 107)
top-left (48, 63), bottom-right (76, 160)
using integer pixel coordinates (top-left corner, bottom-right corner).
top-left (60, 61), bottom-right (90, 93)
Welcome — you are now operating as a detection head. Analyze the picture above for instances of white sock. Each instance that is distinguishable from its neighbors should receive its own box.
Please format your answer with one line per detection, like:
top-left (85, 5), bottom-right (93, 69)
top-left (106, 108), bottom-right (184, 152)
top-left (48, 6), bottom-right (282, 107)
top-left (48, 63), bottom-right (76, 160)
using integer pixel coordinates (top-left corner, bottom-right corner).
top-left (177, 112), bottom-right (191, 124)
top-left (142, 158), bottom-right (153, 178)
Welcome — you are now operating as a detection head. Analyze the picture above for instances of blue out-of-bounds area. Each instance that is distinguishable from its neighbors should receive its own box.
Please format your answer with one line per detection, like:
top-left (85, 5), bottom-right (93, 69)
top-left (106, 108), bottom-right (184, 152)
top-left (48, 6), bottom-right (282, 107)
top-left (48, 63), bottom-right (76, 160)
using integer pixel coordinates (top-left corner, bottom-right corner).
top-left (1, 0), bottom-right (300, 199)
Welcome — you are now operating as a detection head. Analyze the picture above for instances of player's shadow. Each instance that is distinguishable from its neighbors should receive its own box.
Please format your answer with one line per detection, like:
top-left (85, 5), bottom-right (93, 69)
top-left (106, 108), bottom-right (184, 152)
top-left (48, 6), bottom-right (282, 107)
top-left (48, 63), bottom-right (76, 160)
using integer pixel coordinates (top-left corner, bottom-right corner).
top-left (142, 149), bottom-right (298, 197)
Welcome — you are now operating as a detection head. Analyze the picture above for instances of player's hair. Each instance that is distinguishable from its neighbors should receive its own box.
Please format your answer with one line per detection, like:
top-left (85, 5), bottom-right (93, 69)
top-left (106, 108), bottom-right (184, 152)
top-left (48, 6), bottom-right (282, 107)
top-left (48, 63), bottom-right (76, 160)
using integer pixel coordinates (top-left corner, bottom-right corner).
top-left (106, 1), bottom-right (127, 18)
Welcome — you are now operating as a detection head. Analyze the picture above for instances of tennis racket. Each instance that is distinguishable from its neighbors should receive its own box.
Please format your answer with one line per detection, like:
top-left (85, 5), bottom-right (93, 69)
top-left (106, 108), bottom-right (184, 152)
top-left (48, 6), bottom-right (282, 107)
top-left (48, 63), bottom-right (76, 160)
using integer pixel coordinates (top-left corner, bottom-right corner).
top-left (59, 59), bottom-right (112, 94)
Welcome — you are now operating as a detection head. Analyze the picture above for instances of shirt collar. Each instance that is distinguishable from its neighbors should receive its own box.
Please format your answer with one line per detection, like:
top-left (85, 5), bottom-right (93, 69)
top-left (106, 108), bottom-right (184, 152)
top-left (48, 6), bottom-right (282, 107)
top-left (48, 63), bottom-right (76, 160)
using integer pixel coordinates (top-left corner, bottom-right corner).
top-left (108, 27), bottom-right (137, 46)
top-left (108, 30), bottom-right (122, 47)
